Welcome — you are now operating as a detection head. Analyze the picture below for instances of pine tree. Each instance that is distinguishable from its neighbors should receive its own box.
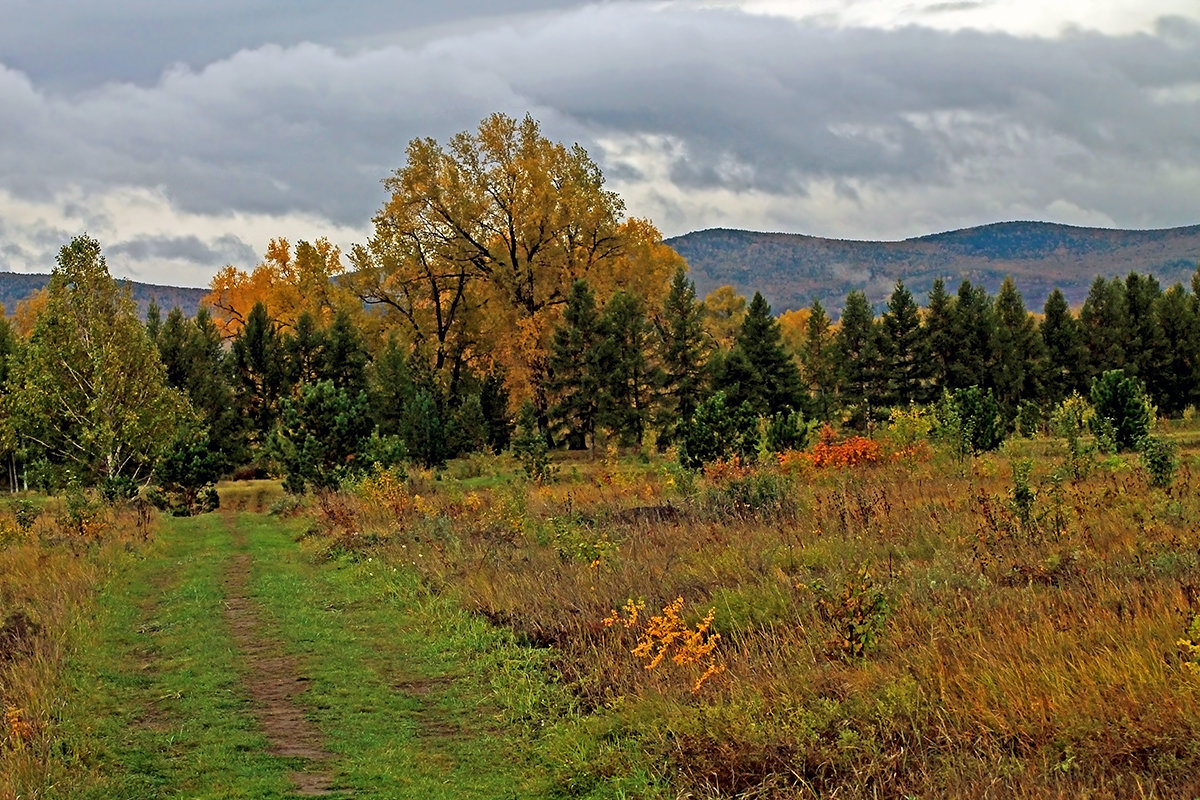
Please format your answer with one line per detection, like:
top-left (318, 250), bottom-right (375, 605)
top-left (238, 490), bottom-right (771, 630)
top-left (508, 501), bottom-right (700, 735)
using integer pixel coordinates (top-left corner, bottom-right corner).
top-left (879, 281), bottom-right (929, 407)
top-left (1039, 288), bottom-right (1088, 407)
top-left (1079, 276), bottom-right (1127, 380)
top-left (991, 277), bottom-right (1045, 421)
top-left (230, 301), bottom-right (289, 449)
top-left (835, 290), bottom-right (882, 420)
top-left (1156, 284), bottom-right (1200, 416)
top-left (924, 279), bottom-right (955, 394)
top-left (548, 280), bottom-right (601, 450)
top-left (595, 291), bottom-right (656, 446)
top-left (800, 300), bottom-right (837, 422)
top-left (720, 292), bottom-right (804, 417)
top-left (946, 280), bottom-right (995, 391)
top-left (656, 268), bottom-right (709, 445)
top-left (1123, 272), bottom-right (1168, 406)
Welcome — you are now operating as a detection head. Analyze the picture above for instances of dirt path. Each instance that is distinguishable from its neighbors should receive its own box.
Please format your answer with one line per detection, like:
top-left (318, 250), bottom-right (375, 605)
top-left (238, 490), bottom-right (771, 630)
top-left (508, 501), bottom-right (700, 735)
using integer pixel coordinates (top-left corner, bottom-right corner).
top-left (222, 524), bottom-right (339, 797)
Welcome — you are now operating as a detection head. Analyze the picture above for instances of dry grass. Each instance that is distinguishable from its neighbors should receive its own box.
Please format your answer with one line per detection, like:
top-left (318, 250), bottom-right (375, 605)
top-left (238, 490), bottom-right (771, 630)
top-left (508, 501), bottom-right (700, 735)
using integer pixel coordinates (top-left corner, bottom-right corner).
top-left (312, 429), bottom-right (1200, 798)
top-left (0, 495), bottom-right (155, 800)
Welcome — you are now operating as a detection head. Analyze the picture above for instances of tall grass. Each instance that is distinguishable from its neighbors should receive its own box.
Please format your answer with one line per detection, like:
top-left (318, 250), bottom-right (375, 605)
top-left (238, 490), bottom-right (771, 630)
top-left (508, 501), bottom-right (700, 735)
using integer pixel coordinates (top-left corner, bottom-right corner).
top-left (315, 427), bottom-right (1200, 798)
top-left (0, 496), bottom-right (153, 800)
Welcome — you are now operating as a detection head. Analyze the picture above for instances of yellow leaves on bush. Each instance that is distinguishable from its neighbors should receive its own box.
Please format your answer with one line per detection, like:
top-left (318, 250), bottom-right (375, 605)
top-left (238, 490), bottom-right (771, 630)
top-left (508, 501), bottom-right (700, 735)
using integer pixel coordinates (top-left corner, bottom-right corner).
top-left (604, 596), bottom-right (726, 693)
top-left (4, 705), bottom-right (33, 748)
top-left (1178, 614), bottom-right (1200, 674)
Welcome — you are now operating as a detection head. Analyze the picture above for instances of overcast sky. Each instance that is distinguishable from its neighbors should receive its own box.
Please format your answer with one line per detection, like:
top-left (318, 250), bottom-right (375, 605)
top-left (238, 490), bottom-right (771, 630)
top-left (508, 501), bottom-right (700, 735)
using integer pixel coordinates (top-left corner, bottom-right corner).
top-left (1, 0), bottom-right (1197, 288)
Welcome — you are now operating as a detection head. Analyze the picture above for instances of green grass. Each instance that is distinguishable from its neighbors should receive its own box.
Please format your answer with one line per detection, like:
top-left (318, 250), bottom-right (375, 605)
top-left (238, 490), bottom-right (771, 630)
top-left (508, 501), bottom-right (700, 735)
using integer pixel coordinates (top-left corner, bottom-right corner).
top-left (50, 509), bottom-right (562, 799)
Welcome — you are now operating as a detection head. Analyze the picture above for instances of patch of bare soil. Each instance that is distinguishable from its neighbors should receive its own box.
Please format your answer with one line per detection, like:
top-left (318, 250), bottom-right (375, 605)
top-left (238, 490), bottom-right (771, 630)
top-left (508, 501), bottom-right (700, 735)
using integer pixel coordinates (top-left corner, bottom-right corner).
top-left (223, 551), bottom-right (340, 797)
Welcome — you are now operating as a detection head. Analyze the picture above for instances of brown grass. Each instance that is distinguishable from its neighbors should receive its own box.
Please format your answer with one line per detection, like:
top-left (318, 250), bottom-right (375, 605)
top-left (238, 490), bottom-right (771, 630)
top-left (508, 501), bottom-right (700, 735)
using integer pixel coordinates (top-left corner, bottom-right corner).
top-left (312, 430), bottom-right (1200, 798)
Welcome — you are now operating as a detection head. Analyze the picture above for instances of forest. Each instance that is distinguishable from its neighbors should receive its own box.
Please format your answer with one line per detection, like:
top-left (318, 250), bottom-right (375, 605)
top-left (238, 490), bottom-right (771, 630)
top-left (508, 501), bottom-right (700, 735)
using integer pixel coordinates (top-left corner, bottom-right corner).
top-left (4, 113), bottom-right (1200, 799)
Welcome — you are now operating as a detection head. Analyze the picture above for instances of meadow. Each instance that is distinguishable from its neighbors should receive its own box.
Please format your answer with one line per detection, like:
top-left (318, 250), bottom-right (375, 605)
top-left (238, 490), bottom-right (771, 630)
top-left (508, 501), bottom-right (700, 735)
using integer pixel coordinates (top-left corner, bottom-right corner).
top-left (5, 422), bottom-right (1200, 798)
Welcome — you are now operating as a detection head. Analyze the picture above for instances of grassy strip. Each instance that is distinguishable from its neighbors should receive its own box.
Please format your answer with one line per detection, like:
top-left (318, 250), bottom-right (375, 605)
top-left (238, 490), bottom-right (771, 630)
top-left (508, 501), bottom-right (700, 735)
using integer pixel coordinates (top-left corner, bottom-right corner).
top-left (235, 511), bottom-right (561, 798)
top-left (51, 515), bottom-right (298, 799)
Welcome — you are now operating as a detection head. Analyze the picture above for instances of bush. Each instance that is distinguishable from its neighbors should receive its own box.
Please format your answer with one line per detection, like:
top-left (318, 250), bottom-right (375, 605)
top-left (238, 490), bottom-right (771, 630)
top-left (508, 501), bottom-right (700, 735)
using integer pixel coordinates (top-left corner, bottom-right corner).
top-left (765, 409), bottom-right (809, 453)
top-left (678, 392), bottom-right (760, 469)
top-left (1138, 433), bottom-right (1178, 489)
top-left (1089, 370), bottom-right (1152, 452)
top-left (937, 386), bottom-right (1003, 458)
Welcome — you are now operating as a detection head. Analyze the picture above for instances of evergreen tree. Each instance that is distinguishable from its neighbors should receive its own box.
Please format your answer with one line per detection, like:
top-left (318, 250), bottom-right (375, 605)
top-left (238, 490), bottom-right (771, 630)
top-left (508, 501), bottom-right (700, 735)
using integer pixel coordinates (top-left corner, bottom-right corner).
top-left (946, 280), bottom-right (995, 391)
top-left (879, 281), bottom-right (929, 407)
top-left (285, 311), bottom-right (327, 389)
top-left (1122, 272), bottom-right (1168, 405)
top-left (924, 279), bottom-right (955, 394)
top-left (721, 292), bottom-right (804, 417)
top-left (369, 336), bottom-right (412, 439)
top-left (273, 380), bottom-right (375, 492)
top-left (656, 268), bottom-right (709, 445)
top-left (479, 368), bottom-right (513, 453)
top-left (1155, 284), bottom-right (1200, 416)
top-left (1039, 288), bottom-right (1088, 406)
top-left (1090, 369), bottom-right (1151, 452)
top-left (595, 291), bottom-right (657, 446)
top-left (835, 290), bottom-right (882, 420)
top-left (322, 309), bottom-right (369, 395)
top-left (991, 277), bottom-right (1045, 422)
top-left (230, 301), bottom-right (289, 449)
top-left (1079, 276), bottom-right (1127, 380)
top-left (547, 280), bottom-right (601, 450)
top-left (800, 300), bottom-right (837, 422)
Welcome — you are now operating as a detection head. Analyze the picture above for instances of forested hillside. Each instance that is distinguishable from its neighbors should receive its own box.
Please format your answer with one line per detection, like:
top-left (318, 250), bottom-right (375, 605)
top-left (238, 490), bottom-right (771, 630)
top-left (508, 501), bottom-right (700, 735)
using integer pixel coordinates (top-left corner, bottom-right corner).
top-left (669, 222), bottom-right (1200, 314)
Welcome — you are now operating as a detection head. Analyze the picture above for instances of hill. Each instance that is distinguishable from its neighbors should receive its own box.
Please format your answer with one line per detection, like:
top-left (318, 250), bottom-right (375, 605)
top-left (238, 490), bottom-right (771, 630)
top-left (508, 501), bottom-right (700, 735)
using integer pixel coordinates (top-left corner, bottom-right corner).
top-left (666, 221), bottom-right (1200, 315)
top-left (0, 273), bottom-right (208, 318)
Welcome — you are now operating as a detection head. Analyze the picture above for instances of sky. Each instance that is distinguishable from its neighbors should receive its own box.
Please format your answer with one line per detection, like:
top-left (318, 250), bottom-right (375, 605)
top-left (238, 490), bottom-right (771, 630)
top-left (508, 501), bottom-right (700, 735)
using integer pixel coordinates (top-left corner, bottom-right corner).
top-left (1, 0), bottom-right (1197, 288)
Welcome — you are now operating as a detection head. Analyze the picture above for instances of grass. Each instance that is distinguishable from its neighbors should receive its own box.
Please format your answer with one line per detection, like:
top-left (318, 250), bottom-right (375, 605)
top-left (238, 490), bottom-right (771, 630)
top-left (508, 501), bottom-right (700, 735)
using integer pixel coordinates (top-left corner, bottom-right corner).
top-left (9, 418), bottom-right (1200, 798)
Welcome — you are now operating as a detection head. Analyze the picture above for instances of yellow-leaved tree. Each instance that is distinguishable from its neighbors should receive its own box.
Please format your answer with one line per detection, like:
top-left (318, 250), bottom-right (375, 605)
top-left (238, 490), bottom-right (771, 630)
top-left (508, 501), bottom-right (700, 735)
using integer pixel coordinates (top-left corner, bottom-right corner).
top-left (349, 112), bottom-right (684, 405)
top-left (204, 237), bottom-right (360, 338)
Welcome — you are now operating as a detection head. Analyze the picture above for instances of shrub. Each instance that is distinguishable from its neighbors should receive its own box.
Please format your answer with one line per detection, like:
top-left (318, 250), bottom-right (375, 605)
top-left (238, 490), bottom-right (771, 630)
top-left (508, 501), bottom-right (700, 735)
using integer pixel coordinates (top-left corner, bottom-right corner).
top-left (1089, 369), bottom-right (1152, 452)
top-left (1138, 433), bottom-right (1179, 489)
top-left (937, 386), bottom-right (1003, 458)
top-left (677, 392), bottom-right (760, 469)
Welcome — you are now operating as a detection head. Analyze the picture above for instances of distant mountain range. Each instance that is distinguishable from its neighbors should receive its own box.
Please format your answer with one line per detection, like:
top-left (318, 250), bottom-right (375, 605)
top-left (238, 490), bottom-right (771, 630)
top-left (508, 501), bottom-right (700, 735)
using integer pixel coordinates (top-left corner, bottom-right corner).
top-left (2, 221), bottom-right (1197, 322)
top-left (665, 221), bottom-right (1200, 315)
top-left (0, 274), bottom-right (208, 319)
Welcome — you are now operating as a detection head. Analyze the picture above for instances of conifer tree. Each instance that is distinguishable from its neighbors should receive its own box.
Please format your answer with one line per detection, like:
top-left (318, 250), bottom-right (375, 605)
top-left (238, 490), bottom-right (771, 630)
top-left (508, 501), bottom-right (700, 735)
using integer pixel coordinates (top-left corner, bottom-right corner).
top-left (879, 281), bottom-right (929, 407)
top-left (1156, 284), bottom-right (1200, 416)
top-left (1122, 273), bottom-right (1168, 405)
top-left (230, 301), bottom-right (289, 449)
top-left (835, 290), bottom-right (882, 420)
top-left (946, 280), bottom-right (995, 391)
top-left (991, 277), bottom-right (1045, 421)
top-left (548, 280), bottom-right (601, 449)
top-left (719, 292), bottom-right (804, 417)
top-left (1039, 288), bottom-right (1088, 407)
top-left (656, 268), bottom-right (709, 445)
top-left (800, 300), bottom-right (837, 422)
top-left (1079, 276), bottom-right (1127, 380)
top-left (595, 291), bottom-right (656, 446)
top-left (924, 279), bottom-right (955, 393)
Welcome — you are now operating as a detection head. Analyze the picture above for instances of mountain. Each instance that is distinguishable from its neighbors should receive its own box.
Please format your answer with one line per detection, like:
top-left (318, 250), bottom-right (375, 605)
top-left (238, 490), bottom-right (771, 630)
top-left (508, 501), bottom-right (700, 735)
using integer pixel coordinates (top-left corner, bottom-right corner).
top-left (665, 221), bottom-right (1200, 315)
top-left (0, 273), bottom-right (208, 318)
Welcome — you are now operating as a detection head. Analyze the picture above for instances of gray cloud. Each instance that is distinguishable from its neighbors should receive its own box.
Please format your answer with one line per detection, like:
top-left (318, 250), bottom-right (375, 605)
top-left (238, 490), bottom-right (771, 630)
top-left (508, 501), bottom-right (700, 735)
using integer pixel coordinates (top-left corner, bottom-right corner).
top-left (107, 234), bottom-right (257, 267)
top-left (0, 3), bottom-right (1197, 284)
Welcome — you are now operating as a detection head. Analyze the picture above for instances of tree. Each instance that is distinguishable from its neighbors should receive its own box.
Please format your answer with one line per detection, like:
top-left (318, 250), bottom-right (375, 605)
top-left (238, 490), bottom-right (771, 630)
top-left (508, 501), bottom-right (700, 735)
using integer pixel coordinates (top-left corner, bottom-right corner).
top-left (1155, 284), bottom-right (1200, 416)
top-left (205, 237), bottom-right (359, 338)
top-left (229, 301), bottom-right (290, 450)
top-left (835, 290), bottom-right (882, 422)
top-left (655, 268), bottom-right (709, 446)
top-left (800, 300), bottom-right (837, 422)
top-left (9, 235), bottom-right (187, 488)
top-left (595, 291), bottom-right (657, 446)
top-left (923, 279), bottom-right (955, 393)
top-left (547, 280), bottom-right (602, 449)
top-left (719, 292), bottom-right (804, 417)
top-left (1079, 276), bottom-right (1126, 380)
top-left (878, 281), bottom-right (928, 407)
top-left (272, 380), bottom-right (375, 493)
top-left (362, 113), bottom-right (681, 410)
top-left (946, 280), bottom-right (995, 391)
top-left (1122, 272), bottom-right (1168, 406)
top-left (1089, 369), bottom-right (1151, 452)
top-left (702, 285), bottom-right (747, 351)
top-left (1039, 288), bottom-right (1088, 407)
top-left (991, 276), bottom-right (1044, 422)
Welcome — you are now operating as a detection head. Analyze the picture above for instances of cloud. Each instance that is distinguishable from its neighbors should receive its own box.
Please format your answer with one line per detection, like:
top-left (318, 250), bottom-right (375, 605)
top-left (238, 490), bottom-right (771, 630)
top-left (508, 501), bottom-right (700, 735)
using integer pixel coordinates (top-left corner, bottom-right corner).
top-left (0, 3), bottom-right (1197, 284)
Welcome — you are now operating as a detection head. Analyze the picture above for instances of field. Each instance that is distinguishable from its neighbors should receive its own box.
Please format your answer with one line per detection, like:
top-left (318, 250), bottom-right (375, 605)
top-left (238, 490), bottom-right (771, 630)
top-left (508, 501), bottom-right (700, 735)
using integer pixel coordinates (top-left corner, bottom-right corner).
top-left (4, 424), bottom-right (1200, 798)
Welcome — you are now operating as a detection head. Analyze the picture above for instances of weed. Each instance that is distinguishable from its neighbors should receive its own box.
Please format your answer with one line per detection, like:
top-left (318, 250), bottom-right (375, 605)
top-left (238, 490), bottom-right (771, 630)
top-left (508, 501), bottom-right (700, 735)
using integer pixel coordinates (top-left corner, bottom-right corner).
top-left (805, 564), bottom-right (890, 661)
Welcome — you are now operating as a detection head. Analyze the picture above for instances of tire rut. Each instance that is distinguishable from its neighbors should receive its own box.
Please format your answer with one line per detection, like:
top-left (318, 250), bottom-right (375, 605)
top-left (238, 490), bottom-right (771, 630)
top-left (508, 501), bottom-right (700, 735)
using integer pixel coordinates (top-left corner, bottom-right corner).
top-left (223, 528), bottom-right (341, 797)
